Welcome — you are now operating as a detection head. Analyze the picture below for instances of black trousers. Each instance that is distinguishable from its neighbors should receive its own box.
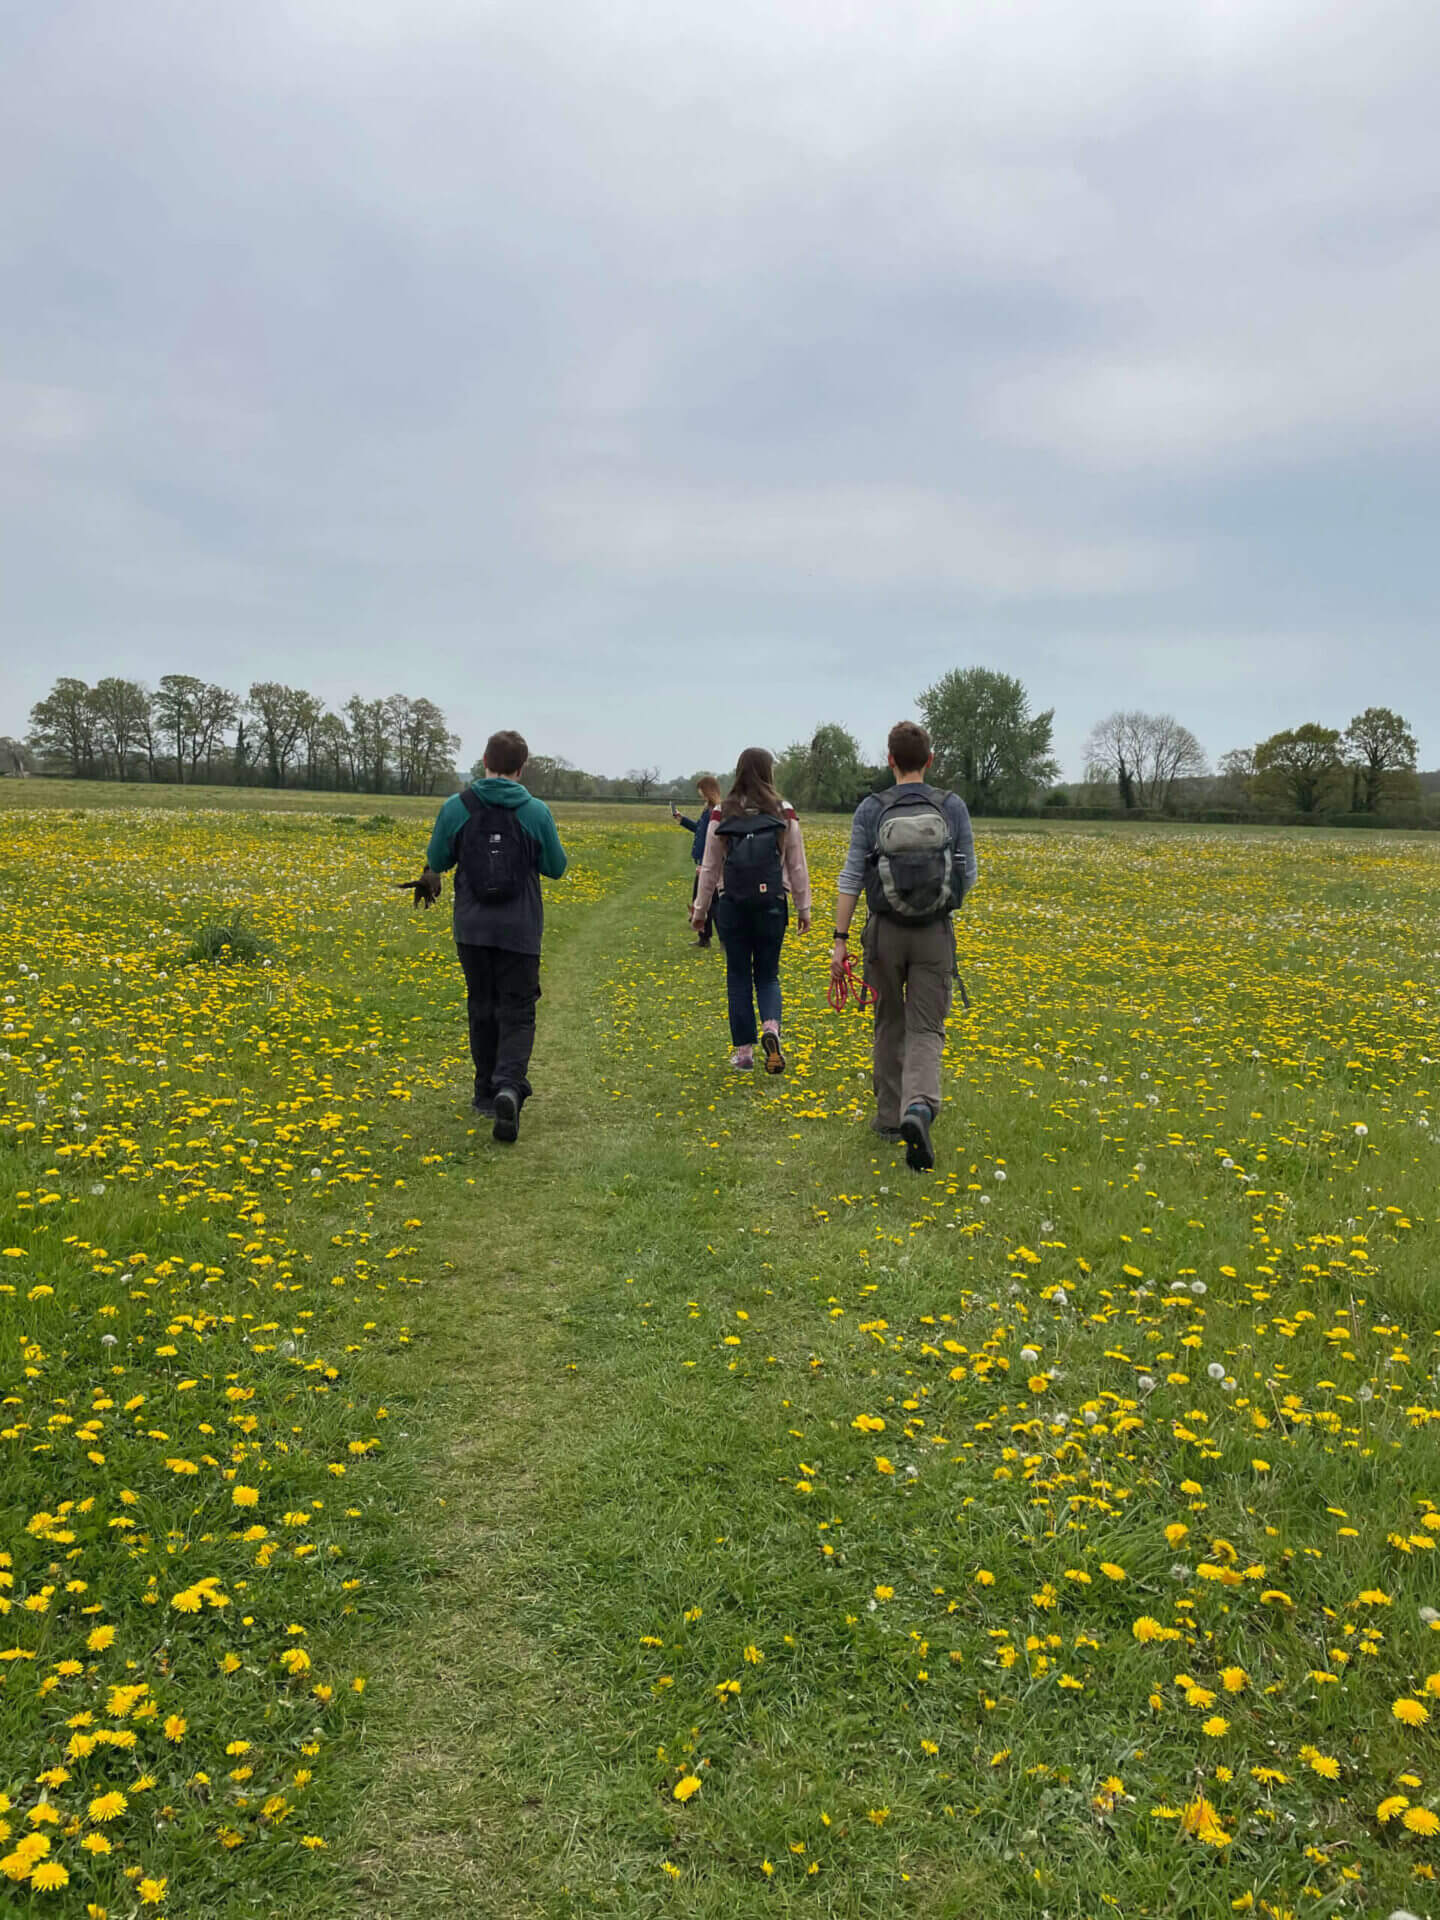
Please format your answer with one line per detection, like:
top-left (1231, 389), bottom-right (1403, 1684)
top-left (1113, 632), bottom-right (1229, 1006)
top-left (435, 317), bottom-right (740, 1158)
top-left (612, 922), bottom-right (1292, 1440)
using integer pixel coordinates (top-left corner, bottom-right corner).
top-left (456, 944), bottom-right (541, 1104)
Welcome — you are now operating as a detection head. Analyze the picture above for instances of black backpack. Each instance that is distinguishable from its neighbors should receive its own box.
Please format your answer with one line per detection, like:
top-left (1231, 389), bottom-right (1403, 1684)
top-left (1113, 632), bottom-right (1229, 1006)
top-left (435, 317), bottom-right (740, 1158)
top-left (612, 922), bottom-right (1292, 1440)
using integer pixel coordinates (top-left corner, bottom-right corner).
top-left (717, 812), bottom-right (786, 903)
top-left (457, 789), bottom-right (532, 905)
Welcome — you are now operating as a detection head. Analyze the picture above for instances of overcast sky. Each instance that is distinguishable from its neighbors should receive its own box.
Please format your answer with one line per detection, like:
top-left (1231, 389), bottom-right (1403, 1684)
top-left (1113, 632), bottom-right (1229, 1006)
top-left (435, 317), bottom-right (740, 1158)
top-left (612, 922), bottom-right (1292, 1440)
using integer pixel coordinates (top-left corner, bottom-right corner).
top-left (3, 0), bottom-right (1438, 779)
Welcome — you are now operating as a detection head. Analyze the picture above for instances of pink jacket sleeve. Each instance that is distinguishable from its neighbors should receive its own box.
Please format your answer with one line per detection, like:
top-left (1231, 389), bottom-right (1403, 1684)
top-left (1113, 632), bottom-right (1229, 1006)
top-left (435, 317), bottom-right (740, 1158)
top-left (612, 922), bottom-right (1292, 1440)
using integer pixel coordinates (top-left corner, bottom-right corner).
top-left (782, 813), bottom-right (811, 915)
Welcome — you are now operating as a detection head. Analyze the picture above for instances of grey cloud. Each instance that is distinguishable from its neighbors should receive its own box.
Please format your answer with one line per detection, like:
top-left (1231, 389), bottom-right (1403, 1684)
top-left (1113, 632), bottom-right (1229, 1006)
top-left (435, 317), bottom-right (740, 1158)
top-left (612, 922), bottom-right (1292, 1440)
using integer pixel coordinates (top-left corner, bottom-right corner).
top-left (1, 0), bottom-right (1438, 780)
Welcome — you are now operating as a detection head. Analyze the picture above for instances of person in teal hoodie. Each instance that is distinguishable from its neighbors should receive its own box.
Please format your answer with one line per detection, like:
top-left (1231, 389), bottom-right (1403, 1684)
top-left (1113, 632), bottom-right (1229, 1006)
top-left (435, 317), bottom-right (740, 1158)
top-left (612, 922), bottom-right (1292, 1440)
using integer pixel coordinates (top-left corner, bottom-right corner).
top-left (420, 729), bottom-right (567, 1144)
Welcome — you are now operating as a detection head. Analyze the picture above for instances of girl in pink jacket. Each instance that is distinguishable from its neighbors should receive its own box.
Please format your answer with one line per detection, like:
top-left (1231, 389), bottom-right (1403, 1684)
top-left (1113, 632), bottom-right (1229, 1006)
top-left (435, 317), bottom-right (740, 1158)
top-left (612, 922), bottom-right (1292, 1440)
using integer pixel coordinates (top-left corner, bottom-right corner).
top-left (692, 746), bottom-right (812, 1072)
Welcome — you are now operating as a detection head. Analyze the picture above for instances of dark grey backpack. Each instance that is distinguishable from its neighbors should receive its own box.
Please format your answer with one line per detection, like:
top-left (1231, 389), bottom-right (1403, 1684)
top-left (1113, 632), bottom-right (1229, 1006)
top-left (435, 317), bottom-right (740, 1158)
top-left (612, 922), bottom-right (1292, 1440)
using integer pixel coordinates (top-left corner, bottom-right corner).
top-left (864, 787), bottom-right (956, 921)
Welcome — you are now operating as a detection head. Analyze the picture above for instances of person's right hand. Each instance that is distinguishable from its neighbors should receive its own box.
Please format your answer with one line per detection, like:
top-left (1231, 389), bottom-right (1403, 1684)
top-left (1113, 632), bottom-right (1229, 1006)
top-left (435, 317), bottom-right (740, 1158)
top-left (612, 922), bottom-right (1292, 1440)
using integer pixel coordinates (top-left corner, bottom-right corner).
top-left (829, 941), bottom-right (850, 982)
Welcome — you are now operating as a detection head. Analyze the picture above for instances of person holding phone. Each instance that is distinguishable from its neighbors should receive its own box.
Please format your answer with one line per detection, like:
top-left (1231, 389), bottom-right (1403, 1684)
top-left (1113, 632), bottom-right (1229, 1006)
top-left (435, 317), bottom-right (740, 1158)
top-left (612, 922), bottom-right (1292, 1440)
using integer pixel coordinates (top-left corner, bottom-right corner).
top-left (675, 775), bottom-right (722, 947)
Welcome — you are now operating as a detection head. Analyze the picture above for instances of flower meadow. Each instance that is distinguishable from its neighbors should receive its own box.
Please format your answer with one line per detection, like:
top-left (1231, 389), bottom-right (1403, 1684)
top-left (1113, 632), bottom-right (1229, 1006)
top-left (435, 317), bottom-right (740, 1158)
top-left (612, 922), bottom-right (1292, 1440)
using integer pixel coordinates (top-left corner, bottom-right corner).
top-left (2, 795), bottom-right (1438, 1919)
top-left (0, 802), bottom-right (635, 1916)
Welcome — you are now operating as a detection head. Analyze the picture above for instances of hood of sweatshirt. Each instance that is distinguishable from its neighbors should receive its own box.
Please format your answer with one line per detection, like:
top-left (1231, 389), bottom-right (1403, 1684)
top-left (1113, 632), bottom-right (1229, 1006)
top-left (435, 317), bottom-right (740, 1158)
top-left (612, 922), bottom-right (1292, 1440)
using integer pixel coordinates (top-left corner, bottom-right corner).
top-left (469, 777), bottom-right (531, 809)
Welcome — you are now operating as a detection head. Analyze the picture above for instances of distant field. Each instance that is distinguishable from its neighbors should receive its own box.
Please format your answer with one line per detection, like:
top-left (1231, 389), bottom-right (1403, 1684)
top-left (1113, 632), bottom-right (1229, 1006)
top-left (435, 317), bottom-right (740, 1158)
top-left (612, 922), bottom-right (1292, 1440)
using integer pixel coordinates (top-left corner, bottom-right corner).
top-left (1, 791), bottom-right (1437, 1917)
top-left (0, 775), bottom-right (657, 828)
top-left (7, 775), bottom-right (1437, 846)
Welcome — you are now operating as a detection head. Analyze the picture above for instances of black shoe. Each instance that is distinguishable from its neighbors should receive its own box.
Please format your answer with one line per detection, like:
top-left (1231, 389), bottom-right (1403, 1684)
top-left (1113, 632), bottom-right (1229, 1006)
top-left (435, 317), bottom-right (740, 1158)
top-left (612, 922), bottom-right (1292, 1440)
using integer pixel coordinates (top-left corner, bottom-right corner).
top-left (492, 1087), bottom-right (520, 1144)
top-left (472, 1096), bottom-right (495, 1119)
top-left (870, 1119), bottom-right (904, 1142)
top-left (901, 1103), bottom-right (934, 1172)
top-left (761, 1030), bottom-right (786, 1074)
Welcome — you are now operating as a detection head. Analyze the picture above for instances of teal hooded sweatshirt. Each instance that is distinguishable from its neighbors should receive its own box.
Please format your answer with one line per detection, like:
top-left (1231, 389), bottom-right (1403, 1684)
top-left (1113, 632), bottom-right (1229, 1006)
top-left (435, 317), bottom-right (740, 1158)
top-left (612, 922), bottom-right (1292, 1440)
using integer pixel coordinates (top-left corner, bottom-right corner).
top-left (426, 777), bottom-right (567, 954)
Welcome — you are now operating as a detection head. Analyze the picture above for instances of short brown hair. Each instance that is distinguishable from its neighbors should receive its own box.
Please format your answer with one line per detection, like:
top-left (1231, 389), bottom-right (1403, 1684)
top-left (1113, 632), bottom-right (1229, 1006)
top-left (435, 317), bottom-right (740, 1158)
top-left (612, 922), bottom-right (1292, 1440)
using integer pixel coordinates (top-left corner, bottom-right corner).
top-left (888, 721), bottom-right (932, 774)
top-left (483, 729), bottom-right (528, 777)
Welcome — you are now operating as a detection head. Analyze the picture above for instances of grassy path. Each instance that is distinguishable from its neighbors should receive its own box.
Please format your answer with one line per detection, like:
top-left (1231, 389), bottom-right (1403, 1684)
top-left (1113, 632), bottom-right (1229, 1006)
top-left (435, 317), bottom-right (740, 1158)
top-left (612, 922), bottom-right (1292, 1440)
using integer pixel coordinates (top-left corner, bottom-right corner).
top-left (334, 837), bottom-right (665, 1917)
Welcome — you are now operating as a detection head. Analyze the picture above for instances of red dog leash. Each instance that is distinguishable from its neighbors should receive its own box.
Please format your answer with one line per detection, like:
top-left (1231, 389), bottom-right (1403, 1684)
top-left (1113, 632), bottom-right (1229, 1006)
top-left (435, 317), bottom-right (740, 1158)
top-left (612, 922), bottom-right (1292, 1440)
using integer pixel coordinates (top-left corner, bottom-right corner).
top-left (828, 951), bottom-right (874, 1013)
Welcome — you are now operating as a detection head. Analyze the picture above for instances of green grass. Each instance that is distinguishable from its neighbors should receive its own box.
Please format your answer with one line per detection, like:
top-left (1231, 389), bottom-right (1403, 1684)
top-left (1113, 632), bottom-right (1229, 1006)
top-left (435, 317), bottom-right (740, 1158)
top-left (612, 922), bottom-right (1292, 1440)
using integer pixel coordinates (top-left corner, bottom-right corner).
top-left (1, 789), bottom-right (1437, 1918)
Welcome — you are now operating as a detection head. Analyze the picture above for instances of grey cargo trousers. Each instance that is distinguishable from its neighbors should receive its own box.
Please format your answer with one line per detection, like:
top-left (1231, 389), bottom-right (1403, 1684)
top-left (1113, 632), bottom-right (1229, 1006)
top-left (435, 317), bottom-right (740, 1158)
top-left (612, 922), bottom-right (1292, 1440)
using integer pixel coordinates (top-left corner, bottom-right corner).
top-left (861, 914), bottom-right (954, 1123)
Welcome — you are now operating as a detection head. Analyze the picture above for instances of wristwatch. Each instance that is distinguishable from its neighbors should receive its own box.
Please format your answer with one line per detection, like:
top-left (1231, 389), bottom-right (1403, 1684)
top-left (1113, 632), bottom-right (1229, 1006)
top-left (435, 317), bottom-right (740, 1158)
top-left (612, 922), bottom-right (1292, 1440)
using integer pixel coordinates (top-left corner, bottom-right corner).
top-left (832, 930), bottom-right (849, 942)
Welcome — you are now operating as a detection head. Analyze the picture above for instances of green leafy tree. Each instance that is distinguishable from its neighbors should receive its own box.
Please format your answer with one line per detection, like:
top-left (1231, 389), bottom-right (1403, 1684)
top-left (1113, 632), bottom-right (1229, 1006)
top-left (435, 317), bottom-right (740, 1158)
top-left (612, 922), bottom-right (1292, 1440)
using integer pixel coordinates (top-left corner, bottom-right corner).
top-left (386, 694), bottom-right (460, 794)
top-left (90, 677), bottom-right (151, 780)
top-left (192, 685), bottom-right (239, 782)
top-left (1253, 724), bottom-right (1345, 812)
top-left (247, 682), bottom-right (312, 788)
top-left (779, 724), bottom-right (866, 811)
top-left (152, 674), bottom-right (206, 783)
top-left (1343, 706), bottom-right (1418, 813)
top-left (343, 695), bottom-right (391, 792)
top-left (27, 677), bottom-right (98, 777)
top-left (918, 667), bottom-right (1058, 814)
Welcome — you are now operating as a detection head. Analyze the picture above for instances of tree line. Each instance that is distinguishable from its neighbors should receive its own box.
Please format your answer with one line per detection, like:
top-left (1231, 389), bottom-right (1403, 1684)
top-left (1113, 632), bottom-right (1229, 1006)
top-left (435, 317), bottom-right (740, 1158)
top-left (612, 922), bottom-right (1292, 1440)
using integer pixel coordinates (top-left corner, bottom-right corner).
top-left (767, 682), bottom-right (1426, 821)
top-left (1076, 705), bottom-right (1424, 816)
top-left (7, 665), bottom-right (1431, 821)
top-left (15, 676), bottom-right (462, 794)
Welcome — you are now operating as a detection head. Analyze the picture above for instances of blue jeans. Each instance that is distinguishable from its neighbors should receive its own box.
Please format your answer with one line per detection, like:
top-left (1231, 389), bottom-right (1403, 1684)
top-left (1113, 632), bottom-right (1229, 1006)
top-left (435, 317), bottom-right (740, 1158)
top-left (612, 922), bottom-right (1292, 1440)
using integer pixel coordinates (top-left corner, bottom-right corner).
top-left (714, 896), bottom-right (787, 1045)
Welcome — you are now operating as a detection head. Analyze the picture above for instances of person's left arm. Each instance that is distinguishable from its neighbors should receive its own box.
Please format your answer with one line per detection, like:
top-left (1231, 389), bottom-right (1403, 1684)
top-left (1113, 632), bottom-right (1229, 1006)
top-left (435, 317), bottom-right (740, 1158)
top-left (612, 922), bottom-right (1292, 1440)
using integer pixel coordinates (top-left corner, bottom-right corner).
top-left (783, 815), bottom-right (812, 933)
top-left (419, 795), bottom-right (466, 898)
top-left (530, 801), bottom-right (569, 880)
top-left (949, 794), bottom-right (978, 899)
top-left (832, 799), bottom-right (876, 973)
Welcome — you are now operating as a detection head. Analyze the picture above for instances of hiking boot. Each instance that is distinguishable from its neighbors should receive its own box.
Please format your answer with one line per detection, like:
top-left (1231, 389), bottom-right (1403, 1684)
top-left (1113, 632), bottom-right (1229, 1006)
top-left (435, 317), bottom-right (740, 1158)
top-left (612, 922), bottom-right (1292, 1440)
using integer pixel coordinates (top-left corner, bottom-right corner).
top-left (761, 1027), bottom-right (786, 1074)
top-left (492, 1087), bottom-right (520, 1144)
top-left (472, 1095), bottom-right (496, 1119)
top-left (869, 1117), bottom-right (904, 1142)
top-left (730, 1046), bottom-right (755, 1070)
top-left (901, 1103), bottom-right (935, 1173)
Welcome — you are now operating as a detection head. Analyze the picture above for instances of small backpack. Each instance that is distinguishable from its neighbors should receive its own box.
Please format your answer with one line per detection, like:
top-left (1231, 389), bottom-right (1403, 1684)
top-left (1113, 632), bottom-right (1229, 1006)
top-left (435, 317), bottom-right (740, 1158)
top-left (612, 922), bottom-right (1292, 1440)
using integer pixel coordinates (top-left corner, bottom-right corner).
top-left (457, 789), bottom-right (532, 905)
top-left (865, 786), bottom-right (956, 921)
top-left (717, 812), bottom-right (787, 903)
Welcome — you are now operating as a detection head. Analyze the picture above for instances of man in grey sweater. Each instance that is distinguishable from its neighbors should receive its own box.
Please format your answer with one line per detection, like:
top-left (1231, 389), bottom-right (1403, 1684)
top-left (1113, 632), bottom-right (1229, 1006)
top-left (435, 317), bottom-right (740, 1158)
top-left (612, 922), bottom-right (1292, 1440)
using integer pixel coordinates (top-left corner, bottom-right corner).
top-left (830, 721), bottom-right (977, 1171)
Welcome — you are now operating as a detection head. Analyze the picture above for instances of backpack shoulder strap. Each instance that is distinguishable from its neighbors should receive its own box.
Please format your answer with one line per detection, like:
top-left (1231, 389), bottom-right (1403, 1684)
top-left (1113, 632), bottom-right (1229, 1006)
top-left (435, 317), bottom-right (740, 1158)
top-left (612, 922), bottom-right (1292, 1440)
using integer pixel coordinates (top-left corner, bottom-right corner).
top-left (459, 787), bottom-right (484, 817)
